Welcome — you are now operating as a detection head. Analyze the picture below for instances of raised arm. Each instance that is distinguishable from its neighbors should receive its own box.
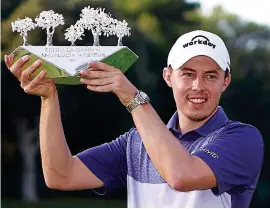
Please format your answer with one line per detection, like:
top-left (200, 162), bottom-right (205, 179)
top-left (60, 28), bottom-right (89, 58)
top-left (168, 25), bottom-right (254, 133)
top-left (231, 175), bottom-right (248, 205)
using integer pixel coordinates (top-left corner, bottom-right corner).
top-left (79, 62), bottom-right (217, 192)
top-left (5, 54), bottom-right (103, 190)
top-left (40, 91), bottom-right (103, 190)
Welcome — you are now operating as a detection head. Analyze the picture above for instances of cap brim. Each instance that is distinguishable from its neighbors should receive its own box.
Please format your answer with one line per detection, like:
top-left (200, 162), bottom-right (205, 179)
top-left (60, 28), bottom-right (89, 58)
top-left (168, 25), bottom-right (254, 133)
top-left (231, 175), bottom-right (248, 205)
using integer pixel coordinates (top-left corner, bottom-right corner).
top-left (169, 51), bottom-right (228, 72)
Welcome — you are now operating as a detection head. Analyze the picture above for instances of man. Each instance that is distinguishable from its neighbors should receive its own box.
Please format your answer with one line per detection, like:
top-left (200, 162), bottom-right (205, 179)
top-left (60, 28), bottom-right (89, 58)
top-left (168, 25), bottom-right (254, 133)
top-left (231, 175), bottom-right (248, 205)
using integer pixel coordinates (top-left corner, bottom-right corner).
top-left (5, 30), bottom-right (264, 207)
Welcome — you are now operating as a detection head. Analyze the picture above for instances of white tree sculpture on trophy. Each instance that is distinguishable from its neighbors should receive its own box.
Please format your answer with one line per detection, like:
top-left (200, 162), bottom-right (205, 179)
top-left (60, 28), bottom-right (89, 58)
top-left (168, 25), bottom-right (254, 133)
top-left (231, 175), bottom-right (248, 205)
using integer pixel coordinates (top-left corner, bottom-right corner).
top-left (78, 6), bottom-right (113, 46)
top-left (11, 17), bottom-right (36, 46)
top-left (112, 19), bottom-right (131, 46)
top-left (35, 10), bottom-right (65, 46)
top-left (64, 22), bottom-right (85, 46)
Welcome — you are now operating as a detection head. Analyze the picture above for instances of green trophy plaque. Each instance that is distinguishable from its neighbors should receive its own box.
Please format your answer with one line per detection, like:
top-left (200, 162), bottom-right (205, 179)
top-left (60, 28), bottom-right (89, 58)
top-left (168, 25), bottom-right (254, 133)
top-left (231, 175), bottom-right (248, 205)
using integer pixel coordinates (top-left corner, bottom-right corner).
top-left (11, 8), bottom-right (138, 85)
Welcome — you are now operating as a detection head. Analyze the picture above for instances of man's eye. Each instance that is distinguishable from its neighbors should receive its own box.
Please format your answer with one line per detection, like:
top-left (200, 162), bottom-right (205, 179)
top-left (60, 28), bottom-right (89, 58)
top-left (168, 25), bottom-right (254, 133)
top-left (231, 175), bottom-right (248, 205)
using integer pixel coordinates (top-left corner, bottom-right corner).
top-left (183, 73), bottom-right (194, 77)
top-left (206, 75), bottom-right (217, 79)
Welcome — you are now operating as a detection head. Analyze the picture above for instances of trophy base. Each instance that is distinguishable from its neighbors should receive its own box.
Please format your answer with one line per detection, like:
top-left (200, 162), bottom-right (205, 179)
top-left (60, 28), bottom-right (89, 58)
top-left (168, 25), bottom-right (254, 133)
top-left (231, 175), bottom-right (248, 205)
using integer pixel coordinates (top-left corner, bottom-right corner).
top-left (11, 46), bottom-right (139, 85)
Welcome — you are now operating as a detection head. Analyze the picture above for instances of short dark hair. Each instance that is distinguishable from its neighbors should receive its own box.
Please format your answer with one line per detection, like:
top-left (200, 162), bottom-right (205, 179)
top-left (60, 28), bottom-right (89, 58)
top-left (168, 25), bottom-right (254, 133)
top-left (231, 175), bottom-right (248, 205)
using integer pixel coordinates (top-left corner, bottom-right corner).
top-left (225, 68), bottom-right (230, 78)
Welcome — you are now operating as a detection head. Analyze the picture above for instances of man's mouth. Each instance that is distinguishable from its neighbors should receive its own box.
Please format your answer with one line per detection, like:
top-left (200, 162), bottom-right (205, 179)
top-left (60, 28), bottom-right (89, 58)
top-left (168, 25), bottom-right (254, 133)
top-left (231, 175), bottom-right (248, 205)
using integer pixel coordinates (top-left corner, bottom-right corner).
top-left (188, 98), bottom-right (207, 104)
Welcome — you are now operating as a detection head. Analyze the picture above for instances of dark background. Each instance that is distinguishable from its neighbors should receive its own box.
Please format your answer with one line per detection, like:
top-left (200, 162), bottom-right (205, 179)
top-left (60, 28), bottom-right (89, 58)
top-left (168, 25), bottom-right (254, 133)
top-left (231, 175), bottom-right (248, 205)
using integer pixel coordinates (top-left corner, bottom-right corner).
top-left (1, 0), bottom-right (270, 207)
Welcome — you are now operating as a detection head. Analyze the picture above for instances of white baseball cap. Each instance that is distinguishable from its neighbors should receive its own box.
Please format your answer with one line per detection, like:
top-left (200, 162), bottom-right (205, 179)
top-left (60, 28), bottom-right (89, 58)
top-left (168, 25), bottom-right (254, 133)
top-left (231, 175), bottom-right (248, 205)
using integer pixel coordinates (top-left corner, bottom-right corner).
top-left (167, 30), bottom-right (231, 72)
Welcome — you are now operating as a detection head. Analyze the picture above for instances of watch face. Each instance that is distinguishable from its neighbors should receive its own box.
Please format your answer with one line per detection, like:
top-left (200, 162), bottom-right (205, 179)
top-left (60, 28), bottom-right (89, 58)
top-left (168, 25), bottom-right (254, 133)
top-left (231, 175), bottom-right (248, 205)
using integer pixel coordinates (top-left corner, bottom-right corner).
top-left (140, 91), bottom-right (146, 98)
top-left (127, 91), bottom-right (150, 112)
top-left (138, 91), bottom-right (149, 103)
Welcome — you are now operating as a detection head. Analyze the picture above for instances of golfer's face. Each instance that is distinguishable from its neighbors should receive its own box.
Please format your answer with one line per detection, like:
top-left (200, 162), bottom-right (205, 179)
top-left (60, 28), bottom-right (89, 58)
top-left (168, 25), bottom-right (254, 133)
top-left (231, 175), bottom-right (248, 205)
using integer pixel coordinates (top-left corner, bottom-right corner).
top-left (170, 56), bottom-right (230, 121)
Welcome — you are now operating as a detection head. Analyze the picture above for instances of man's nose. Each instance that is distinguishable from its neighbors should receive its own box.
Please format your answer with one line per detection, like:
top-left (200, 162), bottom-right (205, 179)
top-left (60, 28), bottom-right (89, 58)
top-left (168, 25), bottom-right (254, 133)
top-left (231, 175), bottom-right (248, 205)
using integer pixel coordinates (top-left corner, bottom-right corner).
top-left (192, 77), bottom-right (204, 91)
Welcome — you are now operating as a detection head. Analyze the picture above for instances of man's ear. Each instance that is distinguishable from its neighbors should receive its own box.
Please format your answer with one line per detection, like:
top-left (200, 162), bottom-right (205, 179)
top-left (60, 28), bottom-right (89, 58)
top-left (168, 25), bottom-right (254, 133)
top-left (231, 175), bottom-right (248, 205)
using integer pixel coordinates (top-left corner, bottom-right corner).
top-left (163, 67), bottom-right (172, 88)
top-left (222, 73), bottom-right (231, 92)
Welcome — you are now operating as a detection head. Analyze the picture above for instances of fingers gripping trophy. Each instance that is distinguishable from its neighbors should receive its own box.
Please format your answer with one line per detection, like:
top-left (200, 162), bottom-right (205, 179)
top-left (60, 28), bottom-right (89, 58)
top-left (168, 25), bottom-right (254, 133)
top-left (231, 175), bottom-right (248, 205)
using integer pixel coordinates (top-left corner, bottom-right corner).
top-left (10, 7), bottom-right (138, 85)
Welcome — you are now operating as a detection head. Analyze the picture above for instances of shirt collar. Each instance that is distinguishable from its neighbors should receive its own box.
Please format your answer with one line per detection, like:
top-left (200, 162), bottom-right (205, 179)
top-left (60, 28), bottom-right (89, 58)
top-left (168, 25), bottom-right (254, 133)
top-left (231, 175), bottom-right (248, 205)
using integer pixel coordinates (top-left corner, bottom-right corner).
top-left (167, 106), bottom-right (229, 137)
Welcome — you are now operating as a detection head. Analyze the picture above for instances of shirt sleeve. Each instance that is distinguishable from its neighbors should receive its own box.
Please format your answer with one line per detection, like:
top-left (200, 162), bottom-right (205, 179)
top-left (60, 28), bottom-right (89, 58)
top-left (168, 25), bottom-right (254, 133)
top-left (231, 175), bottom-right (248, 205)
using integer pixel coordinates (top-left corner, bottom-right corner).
top-left (192, 123), bottom-right (264, 196)
top-left (76, 129), bottom-right (132, 194)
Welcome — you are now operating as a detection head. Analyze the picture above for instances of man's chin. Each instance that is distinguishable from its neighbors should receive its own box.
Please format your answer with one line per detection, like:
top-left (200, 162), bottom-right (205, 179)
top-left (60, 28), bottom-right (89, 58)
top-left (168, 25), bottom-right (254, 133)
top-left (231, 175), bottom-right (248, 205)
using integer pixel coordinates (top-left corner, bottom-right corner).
top-left (184, 106), bottom-right (218, 122)
top-left (184, 109), bottom-right (212, 122)
top-left (186, 113), bottom-right (210, 122)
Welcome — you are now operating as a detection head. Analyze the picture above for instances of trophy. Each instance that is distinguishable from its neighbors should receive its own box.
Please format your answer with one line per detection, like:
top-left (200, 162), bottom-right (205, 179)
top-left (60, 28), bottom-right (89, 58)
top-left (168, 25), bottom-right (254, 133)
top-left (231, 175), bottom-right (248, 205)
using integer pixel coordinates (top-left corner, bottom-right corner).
top-left (10, 7), bottom-right (138, 85)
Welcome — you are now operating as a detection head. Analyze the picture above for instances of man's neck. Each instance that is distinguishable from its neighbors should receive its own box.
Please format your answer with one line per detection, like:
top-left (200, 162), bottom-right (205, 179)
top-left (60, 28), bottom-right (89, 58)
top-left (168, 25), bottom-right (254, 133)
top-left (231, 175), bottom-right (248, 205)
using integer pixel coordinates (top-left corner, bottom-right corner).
top-left (177, 108), bottom-right (218, 135)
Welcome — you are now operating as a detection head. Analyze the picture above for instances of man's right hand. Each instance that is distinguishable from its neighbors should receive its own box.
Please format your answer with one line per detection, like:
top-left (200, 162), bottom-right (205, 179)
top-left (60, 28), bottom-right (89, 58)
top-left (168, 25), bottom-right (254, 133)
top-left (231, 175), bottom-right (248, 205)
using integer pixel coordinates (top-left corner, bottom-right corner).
top-left (5, 54), bottom-right (56, 98)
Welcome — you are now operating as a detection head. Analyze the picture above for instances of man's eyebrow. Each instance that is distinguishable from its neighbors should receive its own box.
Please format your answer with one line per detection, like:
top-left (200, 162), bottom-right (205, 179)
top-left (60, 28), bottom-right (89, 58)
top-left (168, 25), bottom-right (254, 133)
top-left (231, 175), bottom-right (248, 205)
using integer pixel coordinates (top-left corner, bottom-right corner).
top-left (181, 68), bottom-right (196, 72)
top-left (180, 68), bottom-right (220, 74)
top-left (205, 70), bottom-right (219, 74)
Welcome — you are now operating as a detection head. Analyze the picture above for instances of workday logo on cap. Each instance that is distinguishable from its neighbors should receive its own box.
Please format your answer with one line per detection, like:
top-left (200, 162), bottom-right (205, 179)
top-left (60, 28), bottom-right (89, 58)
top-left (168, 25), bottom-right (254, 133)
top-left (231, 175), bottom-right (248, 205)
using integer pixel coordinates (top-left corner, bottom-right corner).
top-left (183, 35), bottom-right (216, 49)
top-left (167, 30), bottom-right (231, 72)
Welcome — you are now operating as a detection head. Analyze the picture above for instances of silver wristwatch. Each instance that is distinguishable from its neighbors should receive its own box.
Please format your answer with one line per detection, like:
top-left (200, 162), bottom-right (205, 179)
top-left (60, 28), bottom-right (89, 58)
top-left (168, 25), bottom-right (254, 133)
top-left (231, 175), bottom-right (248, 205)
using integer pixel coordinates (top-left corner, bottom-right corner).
top-left (126, 90), bottom-right (150, 112)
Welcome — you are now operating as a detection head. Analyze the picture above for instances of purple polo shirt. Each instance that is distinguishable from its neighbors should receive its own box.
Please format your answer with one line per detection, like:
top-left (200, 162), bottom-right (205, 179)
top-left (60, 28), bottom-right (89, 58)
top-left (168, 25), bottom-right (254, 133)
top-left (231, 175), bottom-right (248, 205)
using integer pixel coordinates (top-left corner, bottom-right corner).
top-left (77, 106), bottom-right (264, 207)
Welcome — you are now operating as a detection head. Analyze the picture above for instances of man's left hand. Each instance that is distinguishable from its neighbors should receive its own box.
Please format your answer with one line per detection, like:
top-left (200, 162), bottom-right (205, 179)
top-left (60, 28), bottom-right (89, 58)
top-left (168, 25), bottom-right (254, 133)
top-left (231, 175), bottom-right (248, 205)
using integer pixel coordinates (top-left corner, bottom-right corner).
top-left (80, 62), bottom-right (138, 106)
